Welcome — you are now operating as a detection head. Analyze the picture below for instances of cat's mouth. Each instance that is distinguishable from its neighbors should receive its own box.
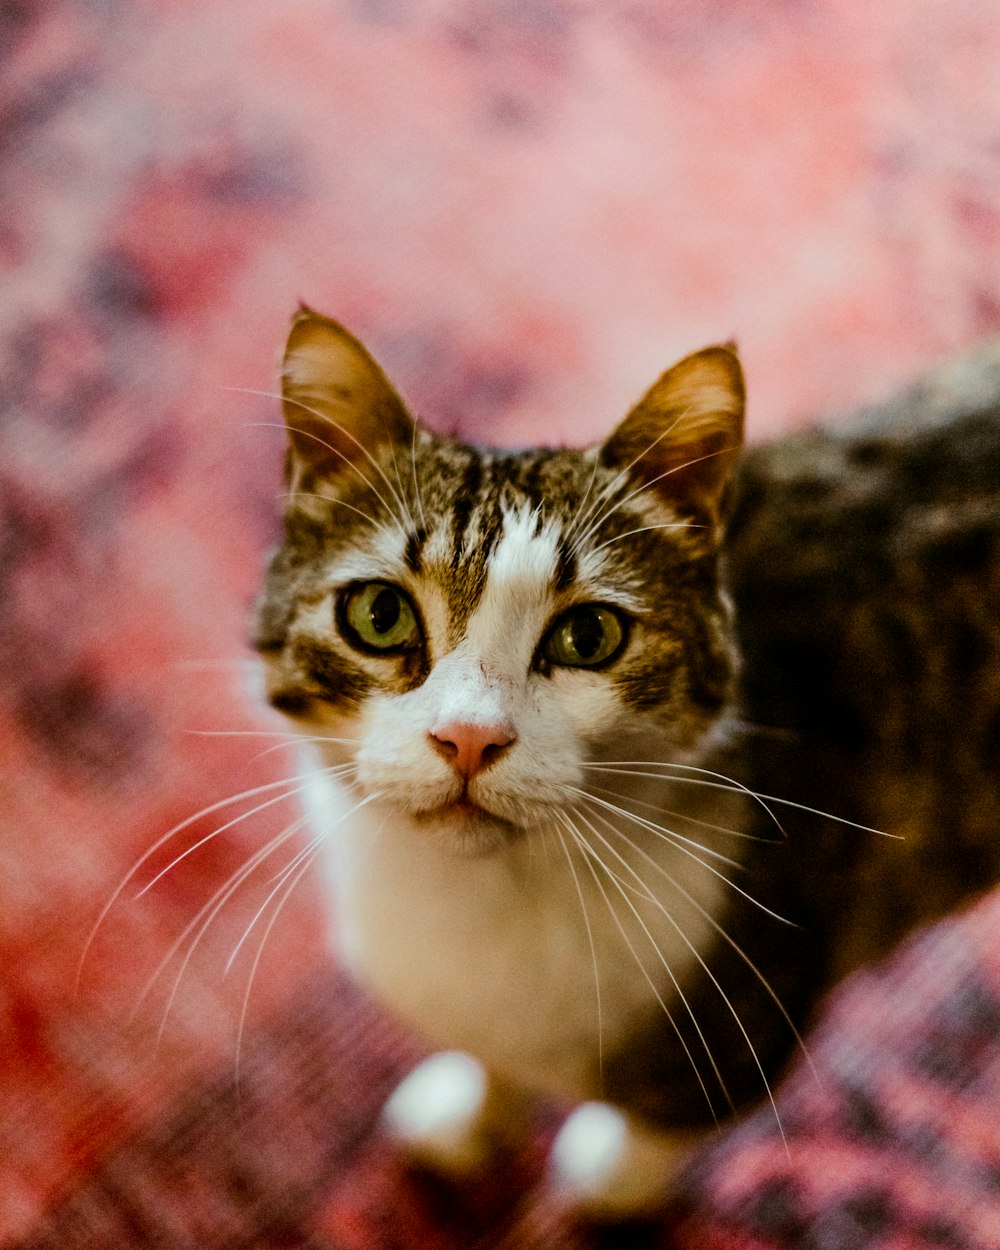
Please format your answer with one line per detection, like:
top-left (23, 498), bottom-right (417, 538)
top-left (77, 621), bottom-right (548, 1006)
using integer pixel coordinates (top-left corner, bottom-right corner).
top-left (430, 796), bottom-right (515, 826)
top-left (412, 794), bottom-right (521, 848)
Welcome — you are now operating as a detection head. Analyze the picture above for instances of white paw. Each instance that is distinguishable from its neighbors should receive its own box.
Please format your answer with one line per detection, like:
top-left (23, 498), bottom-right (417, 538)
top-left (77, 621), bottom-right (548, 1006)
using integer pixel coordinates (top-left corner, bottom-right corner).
top-left (382, 1051), bottom-right (493, 1176)
top-left (549, 1101), bottom-right (691, 1218)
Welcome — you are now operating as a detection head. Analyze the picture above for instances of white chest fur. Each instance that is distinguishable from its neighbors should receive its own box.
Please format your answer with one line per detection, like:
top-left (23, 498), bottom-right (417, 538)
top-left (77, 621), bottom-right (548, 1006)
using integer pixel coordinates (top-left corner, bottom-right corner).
top-left (303, 761), bottom-right (729, 1102)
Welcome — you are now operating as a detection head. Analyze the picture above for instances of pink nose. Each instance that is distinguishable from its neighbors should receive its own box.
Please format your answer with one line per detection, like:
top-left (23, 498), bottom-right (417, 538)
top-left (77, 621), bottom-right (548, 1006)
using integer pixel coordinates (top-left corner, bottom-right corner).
top-left (429, 721), bottom-right (516, 779)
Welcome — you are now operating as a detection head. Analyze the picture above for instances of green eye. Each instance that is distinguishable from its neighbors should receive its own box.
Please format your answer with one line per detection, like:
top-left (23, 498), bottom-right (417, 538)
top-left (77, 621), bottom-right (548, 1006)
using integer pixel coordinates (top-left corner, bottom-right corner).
top-left (545, 605), bottom-right (626, 669)
top-left (340, 582), bottom-right (421, 653)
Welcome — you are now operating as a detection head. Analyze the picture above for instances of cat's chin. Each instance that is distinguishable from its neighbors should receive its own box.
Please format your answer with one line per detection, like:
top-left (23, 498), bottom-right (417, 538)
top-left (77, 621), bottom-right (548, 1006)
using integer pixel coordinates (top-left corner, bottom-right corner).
top-left (411, 799), bottom-right (523, 856)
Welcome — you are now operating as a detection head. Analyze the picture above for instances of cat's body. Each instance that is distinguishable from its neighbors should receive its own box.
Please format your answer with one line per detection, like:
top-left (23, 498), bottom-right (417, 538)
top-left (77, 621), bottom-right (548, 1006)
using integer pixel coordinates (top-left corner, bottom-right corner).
top-left (605, 377), bottom-right (1000, 1133)
top-left (256, 309), bottom-right (1000, 1210)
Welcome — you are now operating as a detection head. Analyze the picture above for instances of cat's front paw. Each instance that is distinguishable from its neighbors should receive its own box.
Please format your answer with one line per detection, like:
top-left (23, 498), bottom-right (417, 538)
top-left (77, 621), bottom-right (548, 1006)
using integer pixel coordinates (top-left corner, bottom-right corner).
top-left (383, 1051), bottom-right (519, 1178)
top-left (549, 1101), bottom-right (697, 1219)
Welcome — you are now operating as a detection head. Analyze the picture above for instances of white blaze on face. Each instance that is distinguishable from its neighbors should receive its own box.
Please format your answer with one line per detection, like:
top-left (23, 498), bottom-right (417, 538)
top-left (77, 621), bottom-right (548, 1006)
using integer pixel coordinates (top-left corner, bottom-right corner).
top-left (352, 505), bottom-right (569, 814)
top-left (447, 505), bottom-right (561, 709)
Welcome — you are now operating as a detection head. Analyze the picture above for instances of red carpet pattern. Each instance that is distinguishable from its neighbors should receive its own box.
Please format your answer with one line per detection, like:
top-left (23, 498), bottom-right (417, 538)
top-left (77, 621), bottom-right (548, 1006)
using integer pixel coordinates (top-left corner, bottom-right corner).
top-left (4, 1), bottom-right (1000, 1245)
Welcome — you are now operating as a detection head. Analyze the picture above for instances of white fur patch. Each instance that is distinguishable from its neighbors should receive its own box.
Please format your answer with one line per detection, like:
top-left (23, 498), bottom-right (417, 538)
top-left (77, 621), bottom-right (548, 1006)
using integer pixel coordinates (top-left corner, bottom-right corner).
top-left (550, 1101), bottom-right (693, 1216)
top-left (383, 1052), bottom-right (489, 1174)
top-left (550, 1102), bottom-right (629, 1192)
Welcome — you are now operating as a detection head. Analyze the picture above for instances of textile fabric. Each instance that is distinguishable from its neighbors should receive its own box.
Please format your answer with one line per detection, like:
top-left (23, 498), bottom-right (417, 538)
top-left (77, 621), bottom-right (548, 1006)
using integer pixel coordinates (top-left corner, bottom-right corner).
top-left (4, 2), bottom-right (1000, 1246)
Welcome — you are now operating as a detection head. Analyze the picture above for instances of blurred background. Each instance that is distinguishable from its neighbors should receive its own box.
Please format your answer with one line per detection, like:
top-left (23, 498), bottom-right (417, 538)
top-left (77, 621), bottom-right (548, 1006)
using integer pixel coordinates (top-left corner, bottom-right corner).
top-left (3, 1), bottom-right (1000, 1245)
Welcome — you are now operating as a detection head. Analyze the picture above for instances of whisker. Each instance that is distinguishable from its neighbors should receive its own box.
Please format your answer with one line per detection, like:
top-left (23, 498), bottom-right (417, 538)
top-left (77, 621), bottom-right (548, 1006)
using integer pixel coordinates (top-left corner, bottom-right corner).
top-left (555, 826), bottom-right (605, 1087)
top-left (232, 382), bottom-right (414, 519)
top-left (565, 468), bottom-right (628, 555)
top-left (558, 809), bottom-right (722, 1125)
top-left (247, 834), bottom-right (325, 943)
top-left (569, 475), bottom-right (635, 560)
top-left (410, 415), bottom-right (428, 532)
top-left (143, 813), bottom-right (312, 1042)
top-left (583, 762), bottom-right (786, 837)
top-left (134, 765), bottom-right (355, 901)
top-left (187, 730), bottom-right (360, 753)
top-left (247, 416), bottom-right (408, 537)
top-left (566, 401), bottom-right (696, 554)
top-left (585, 762), bottom-right (896, 838)
top-left (568, 401), bottom-right (710, 554)
top-left (225, 788), bottom-right (381, 975)
top-left (590, 521), bottom-right (705, 554)
top-left (234, 838), bottom-right (325, 1089)
top-left (576, 802), bottom-right (791, 1151)
top-left (572, 787), bottom-right (795, 928)
top-left (573, 439), bottom-right (737, 557)
top-left (589, 805), bottom-right (818, 1088)
top-left (585, 781), bottom-right (775, 843)
top-left (145, 757), bottom-right (360, 1030)
top-left (236, 380), bottom-right (415, 534)
top-left (566, 806), bottom-right (732, 1109)
top-left (279, 489), bottom-right (384, 529)
top-left (231, 791), bottom-right (385, 1083)
top-left (380, 420), bottom-right (418, 538)
top-left (566, 785), bottom-right (743, 870)
top-left (76, 772), bottom-right (326, 991)
top-left (247, 738), bottom-right (358, 765)
top-left (562, 447), bottom-right (603, 549)
top-left (186, 730), bottom-right (361, 764)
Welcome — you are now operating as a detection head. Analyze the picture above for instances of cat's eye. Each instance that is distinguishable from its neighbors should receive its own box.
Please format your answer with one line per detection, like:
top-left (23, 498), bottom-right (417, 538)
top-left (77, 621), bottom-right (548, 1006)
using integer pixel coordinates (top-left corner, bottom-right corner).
top-left (339, 582), bottom-right (421, 653)
top-left (544, 605), bottom-right (626, 669)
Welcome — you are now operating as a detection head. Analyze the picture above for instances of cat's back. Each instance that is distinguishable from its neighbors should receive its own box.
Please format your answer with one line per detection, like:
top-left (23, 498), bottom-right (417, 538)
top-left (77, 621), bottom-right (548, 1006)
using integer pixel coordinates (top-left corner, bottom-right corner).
top-left (726, 340), bottom-right (1000, 969)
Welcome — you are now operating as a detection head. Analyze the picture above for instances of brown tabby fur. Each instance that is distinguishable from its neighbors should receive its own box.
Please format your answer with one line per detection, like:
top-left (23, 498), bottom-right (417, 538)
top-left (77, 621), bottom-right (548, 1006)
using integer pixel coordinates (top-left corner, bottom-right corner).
top-left (606, 345), bottom-right (1000, 1126)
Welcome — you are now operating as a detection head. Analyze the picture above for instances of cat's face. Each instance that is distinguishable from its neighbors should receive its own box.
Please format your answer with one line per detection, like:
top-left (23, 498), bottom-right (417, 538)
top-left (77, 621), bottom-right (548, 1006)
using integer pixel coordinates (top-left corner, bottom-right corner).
top-left (256, 308), bottom-right (744, 854)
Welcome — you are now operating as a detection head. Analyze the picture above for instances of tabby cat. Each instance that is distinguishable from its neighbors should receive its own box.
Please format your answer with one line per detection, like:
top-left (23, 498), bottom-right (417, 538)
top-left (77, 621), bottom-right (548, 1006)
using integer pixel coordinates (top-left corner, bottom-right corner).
top-left (255, 307), bottom-right (1000, 1214)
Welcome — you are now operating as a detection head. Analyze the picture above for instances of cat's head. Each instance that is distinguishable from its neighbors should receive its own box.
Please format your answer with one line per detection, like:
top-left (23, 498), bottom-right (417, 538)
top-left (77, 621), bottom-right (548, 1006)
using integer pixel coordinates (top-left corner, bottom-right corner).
top-left (256, 307), bottom-right (744, 853)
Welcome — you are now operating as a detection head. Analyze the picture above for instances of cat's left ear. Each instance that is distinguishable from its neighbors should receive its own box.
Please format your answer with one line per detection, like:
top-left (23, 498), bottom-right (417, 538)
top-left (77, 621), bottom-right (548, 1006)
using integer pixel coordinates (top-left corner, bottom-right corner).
top-left (600, 344), bottom-right (745, 521)
top-left (281, 305), bottom-right (414, 490)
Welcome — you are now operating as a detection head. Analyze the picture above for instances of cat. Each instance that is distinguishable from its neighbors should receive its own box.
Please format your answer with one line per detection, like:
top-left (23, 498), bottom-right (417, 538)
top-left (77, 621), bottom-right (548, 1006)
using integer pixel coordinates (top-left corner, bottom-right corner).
top-left (254, 306), bottom-right (1000, 1216)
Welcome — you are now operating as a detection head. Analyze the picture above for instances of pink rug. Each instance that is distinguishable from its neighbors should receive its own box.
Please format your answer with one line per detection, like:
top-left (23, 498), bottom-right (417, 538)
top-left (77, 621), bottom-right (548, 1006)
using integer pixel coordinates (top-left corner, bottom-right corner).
top-left (4, 1), bottom-right (1000, 1245)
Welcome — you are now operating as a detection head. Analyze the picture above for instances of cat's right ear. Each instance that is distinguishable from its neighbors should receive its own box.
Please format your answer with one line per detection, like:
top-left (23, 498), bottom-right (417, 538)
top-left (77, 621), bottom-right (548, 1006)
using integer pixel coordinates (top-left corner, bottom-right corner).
top-left (281, 305), bottom-right (413, 490)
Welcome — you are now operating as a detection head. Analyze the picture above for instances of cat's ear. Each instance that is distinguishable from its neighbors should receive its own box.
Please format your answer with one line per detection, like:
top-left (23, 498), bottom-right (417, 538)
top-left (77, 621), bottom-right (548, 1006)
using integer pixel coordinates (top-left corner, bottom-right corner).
top-left (600, 344), bottom-right (745, 520)
top-left (281, 305), bottom-right (413, 488)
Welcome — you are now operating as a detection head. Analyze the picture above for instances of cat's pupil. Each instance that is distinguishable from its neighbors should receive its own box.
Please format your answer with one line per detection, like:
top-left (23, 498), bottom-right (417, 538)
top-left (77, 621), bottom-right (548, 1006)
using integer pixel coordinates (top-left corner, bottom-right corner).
top-left (370, 588), bottom-right (401, 634)
top-left (570, 610), bottom-right (604, 660)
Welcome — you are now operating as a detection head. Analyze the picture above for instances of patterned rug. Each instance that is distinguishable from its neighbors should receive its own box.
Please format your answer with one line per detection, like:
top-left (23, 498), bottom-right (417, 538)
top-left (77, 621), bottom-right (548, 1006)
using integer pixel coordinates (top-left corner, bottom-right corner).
top-left (4, 2), bottom-right (1000, 1246)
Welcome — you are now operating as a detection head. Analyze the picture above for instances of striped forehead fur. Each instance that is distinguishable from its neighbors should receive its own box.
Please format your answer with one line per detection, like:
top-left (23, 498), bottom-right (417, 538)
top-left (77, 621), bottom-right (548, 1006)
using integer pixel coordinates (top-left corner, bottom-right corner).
top-left (283, 429), bottom-right (715, 597)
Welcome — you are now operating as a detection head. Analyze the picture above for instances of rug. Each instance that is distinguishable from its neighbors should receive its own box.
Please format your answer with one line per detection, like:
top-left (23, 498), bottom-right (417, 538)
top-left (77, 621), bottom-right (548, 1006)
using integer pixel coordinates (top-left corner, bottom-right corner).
top-left (4, 2), bottom-right (1000, 1246)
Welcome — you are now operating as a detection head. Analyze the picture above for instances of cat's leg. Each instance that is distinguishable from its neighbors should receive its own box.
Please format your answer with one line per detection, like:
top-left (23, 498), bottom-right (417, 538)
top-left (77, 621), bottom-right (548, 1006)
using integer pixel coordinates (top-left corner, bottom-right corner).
top-left (549, 1101), bottom-right (703, 1218)
top-left (382, 1051), bottom-right (527, 1177)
